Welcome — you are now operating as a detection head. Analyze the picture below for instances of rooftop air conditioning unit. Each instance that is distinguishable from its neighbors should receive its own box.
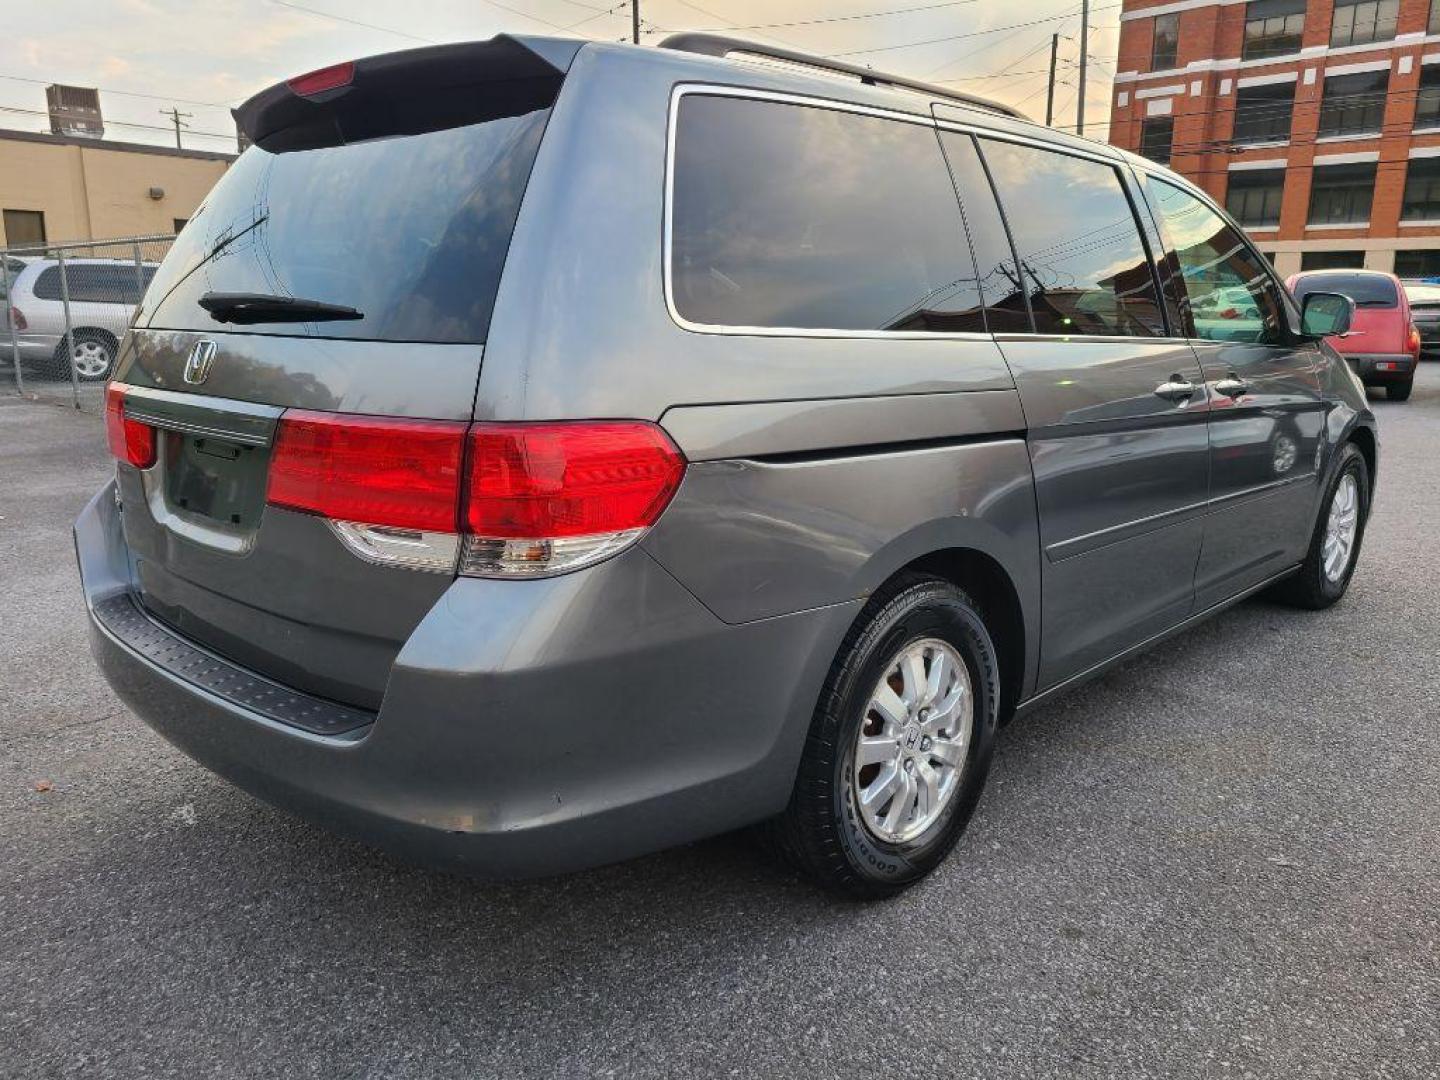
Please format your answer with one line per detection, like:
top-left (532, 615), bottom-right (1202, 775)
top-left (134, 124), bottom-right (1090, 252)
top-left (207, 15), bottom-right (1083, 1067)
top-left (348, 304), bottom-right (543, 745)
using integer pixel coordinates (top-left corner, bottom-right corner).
top-left (46, 84), bottom-right (104, 139)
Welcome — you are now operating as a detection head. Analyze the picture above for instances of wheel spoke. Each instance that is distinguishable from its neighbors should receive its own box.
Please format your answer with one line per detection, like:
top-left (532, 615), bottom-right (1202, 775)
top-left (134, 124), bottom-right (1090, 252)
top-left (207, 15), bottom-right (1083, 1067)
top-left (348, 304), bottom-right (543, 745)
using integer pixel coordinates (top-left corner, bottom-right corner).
top-left (925, 648), bottom-right (950, 707)
top-left (900, 650), bottom-right (927, 706)
top-left (880, 768), bottom-right (916, 833)
top-left (870, 684), bottom-right (908, 730)
top-left (927, 738), bottom-right (965, 768)
top-left (860, 765), bottom-right (902, 811)
top-left (856, 735), bottom-right (898, 768)
top-left (914, 760), bottom-right (940, 818)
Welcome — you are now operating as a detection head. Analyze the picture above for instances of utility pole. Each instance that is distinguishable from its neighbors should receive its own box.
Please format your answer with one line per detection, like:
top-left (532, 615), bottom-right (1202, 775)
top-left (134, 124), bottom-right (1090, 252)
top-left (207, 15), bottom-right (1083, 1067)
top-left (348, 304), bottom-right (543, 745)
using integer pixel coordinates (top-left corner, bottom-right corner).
top-left (1045, 33), bottom-right (1060, 127)
top-left (1077, 0), bottom-right (1089, 136)
top-left (160, 106), bottom-right (192, 149)
top-left (632, 0), bottom-right (640, 44)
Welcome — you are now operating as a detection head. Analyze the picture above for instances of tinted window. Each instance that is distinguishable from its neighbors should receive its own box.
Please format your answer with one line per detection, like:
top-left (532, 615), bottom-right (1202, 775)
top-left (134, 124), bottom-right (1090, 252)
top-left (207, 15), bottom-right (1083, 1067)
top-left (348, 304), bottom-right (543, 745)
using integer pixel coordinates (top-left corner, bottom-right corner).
top-left (1308, 163), bottom-right (1376, 225)
top-left (1399, 250), bottom-right (1440, 278)
top-left (671, 96), bottom-right (983, 333)
top-left (1317, 70), bottom-right (1388, 138)
top-left (1292, 272), bottom-right (1397, 307)
top-left (938, 132), bottom-right (1031, 333)
top-left (1140, 118), bottom-right (1174, 165)
top-left (1331, 0), bottom-right (1397, 47)
top-left (33, 264), bottom-right (156, 304)
top-left (1300, 250), bottom-right (1366, 271)
top-left (1232, 82), bottom-right (1295, 145)
top-left (1244, 0), bottom-right (1306, 60)
top-left (1152, 13), bottom-right (1179, 69)
top-left (1146, 178), bottom-right (1287, 345)
top-left (977, 139), bottom-right (1165, 337)
top-left (1403, 157), bottom-right (1440, 221)
top-left (144, 103), bottom-right (551, 343)
top-left (1417, 64), bottom-right (1440, 129)
top-left (1226, 169), bottom-right (1286, 227)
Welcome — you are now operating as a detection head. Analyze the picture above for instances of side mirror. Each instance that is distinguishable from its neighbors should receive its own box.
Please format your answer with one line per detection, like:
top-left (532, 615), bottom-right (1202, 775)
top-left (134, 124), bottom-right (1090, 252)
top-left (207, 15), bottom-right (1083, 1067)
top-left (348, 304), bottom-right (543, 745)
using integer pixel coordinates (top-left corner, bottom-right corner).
top-left (1300, 291), bottom-right (1355, 339)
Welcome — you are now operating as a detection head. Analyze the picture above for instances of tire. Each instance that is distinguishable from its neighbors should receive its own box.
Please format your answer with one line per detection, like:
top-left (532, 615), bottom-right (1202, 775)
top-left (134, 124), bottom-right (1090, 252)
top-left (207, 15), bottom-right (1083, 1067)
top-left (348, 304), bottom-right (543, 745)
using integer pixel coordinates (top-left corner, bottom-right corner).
top-left (50, 331), bottom-right (117, 382)
top-left (765, 575), bottom-right (1000, 899)
top-left (1270, 442), bottom-right (1370, 610)
top-left (1386, 379), bottom-right (1414, 402)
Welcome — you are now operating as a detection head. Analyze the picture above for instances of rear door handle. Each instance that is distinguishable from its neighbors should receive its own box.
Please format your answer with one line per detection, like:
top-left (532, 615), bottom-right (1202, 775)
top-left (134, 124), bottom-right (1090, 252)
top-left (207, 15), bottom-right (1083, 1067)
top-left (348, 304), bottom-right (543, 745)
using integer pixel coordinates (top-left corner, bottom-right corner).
top-left (1215, 376), bottom-right (1251, 398)
top-left (1154, 377), bottom-right (1197, 402)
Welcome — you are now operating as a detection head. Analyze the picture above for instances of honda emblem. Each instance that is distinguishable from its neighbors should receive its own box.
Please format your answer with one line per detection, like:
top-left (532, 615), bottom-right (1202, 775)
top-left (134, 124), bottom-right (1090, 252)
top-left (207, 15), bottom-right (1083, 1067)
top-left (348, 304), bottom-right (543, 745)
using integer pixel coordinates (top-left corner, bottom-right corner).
top-left (183, 340), bottom-right (218, 385)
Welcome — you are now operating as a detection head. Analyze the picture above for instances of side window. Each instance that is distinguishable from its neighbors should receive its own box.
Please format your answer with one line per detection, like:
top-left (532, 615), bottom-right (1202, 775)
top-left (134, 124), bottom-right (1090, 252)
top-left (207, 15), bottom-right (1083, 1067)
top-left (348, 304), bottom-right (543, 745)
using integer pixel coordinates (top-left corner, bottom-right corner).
top-left (975, 138), bottom-right (1166, 338)
top-left (670, 95), bottom-right (984, 333)
top-left (938, 132), bottom-right (1032, 334)
top-left (1144, 177), bottom-right (1287, 346)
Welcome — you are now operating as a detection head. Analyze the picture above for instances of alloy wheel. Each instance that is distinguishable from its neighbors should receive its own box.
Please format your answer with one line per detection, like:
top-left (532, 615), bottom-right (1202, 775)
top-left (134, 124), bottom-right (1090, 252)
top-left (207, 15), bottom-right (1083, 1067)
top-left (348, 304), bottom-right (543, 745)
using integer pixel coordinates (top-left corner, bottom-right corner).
top-left (852, 637), bottom-right (973, 844)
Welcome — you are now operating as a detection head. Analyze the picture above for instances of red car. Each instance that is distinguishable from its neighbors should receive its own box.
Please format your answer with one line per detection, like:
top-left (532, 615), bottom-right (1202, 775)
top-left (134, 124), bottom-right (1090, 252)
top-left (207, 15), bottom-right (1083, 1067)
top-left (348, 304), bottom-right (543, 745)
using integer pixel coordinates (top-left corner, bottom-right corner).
top-left (1287, 269), bottom-right (1420, 401)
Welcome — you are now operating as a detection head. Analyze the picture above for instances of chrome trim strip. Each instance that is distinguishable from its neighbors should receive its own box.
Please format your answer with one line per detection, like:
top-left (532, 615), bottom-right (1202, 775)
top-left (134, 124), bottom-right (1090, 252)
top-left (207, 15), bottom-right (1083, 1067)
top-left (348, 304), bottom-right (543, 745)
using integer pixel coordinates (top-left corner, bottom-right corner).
top-left (662, 84), bottom-right (993, 343)
top-left (1046, 473), bottom-right (1316, 561)
top-left (123, 411), bottom-right (270, 447)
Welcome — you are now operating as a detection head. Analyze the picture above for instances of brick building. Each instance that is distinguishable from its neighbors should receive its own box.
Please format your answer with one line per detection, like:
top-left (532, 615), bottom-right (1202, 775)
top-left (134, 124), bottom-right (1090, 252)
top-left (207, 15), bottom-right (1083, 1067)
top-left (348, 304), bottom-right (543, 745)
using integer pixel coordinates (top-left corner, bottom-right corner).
top-left (1109, 0), bottom-right (1440, 277)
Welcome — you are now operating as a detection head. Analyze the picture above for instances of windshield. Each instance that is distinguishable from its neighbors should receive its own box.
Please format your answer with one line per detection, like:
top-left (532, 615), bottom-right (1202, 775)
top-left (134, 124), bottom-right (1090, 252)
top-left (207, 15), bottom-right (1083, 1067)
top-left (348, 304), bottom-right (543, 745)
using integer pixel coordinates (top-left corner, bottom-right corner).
top-left (1292, 272), bottom-right (1398, 308)
top-left (143, 103), bottom-right (551, 343)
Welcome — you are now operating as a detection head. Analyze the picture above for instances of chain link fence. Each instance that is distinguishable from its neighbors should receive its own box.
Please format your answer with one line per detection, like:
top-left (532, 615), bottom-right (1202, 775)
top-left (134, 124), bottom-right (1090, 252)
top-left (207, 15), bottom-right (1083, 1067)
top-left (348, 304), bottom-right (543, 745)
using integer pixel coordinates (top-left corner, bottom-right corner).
top-left (2, 234), bottom-right (176, 413)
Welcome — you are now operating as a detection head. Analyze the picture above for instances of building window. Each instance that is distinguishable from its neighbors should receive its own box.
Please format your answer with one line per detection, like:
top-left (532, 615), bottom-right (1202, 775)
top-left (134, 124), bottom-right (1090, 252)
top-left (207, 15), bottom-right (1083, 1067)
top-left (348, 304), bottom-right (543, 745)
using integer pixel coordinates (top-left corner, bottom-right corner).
top-left (1152, 13), bottom-right (1180, 70)
top-left (1300, 251), bottom-right (1367, 271)
top-left (2, 209), bottom-right (46, 248)
top-left (1330, 0), bottom-right (1398, 48)
top-left (1417, 65), bottom-right (1440, 130)
top-left (1140, 117), bottom-right (1174, 164)
top-left (173, 218), bottom-right (188, 233)
top-left (1396, 249), bottom-right (1440, 277)
top-left (1232, 82), bottom-right (1296, 145)
top-left (1317, 70), bottom-right (1389, 139)
top-left (1402, 158), bottom-right (1440, 221)
top-left (1243, 0), bottom-right (1307, 61)
top-left (1308, 162), bottom-right (1377, 225)
top-left (1431, 0), bottom-right (1440, 35)
top-left (1226, 169), bottom-right (1286, 228)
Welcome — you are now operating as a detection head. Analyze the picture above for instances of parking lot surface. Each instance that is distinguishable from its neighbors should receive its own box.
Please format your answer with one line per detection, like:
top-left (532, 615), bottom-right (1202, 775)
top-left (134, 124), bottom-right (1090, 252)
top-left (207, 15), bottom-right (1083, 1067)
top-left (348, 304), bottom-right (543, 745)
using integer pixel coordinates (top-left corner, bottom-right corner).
top-left (2, 369), bottom-right (1438, 1079)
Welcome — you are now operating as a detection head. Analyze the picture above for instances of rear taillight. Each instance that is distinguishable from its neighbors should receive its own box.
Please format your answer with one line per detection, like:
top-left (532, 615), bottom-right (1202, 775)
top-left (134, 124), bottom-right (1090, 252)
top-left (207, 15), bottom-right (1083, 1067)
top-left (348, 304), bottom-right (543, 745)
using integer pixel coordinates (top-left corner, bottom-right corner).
top-left (265, 413), bottom-right (685, 577)
top-left (287, 61), bottom-right (355, 97)
top-left (266, 411), bottom-right (467, 533)
top-left (462, 422), bottom-right (685, 577)
top-left (1407, 323), bottom-right (1421, 358)
top-left (9, 306), bottom-right (25, 331)
top-left (104, 384), bottom-right (156, 469)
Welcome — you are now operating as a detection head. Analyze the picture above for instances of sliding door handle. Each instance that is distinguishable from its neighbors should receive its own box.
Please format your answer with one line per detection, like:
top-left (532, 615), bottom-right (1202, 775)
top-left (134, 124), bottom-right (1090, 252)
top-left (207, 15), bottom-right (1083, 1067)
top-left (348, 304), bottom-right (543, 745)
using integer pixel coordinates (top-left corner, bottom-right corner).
top-left (1215, 376), bottom-right (1251, 398)
top-left (1154, 378), bottom-right (1197, 402)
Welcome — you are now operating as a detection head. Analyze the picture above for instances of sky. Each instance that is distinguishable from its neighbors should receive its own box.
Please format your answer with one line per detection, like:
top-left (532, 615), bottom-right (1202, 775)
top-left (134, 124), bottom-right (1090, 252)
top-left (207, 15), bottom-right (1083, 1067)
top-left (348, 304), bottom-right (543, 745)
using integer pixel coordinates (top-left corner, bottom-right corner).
top-left (0, 0), bottom-right (1120, 152)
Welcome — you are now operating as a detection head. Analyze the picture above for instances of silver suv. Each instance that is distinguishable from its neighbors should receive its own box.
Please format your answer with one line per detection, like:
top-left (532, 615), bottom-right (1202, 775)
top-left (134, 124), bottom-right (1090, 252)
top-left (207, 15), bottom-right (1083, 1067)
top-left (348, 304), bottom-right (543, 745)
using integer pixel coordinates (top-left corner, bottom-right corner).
top-left (76, 35), bottom-right (1377, 897)
top-left (7, 258), bottom-right (156, 381)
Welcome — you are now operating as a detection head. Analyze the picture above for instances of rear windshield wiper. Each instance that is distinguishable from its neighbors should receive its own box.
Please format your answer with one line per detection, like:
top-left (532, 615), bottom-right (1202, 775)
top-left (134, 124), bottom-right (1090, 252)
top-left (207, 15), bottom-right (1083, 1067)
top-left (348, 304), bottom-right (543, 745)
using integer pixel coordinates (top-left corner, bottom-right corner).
top-left (199, 292), bottom-right (364, 325)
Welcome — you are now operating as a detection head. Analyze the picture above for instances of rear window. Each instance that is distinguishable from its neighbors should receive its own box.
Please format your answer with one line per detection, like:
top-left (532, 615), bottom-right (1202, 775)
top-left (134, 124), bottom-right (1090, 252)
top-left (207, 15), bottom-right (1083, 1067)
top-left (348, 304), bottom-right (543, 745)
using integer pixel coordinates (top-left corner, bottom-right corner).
top-left (1292, 272), bottom-right (1398, 308)
top-left (669, 95), bottom-right (984, 333)
top-left (34, 264), bottom-right (156, 305)
top-left (143, 104), bottom-right (551, 343)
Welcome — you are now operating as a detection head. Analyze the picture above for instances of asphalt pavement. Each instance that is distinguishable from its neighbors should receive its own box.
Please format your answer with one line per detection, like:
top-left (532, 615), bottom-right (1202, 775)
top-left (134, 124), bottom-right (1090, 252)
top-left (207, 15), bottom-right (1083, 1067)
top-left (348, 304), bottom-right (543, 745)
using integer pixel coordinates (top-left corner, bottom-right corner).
top-left (2, 369), bottom-right (1437, 1079)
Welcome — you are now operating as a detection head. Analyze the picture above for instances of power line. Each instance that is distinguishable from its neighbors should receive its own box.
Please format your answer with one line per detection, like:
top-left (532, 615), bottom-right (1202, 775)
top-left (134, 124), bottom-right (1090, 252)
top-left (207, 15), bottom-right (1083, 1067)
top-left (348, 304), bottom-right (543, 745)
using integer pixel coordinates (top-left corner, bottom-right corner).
top-left (0, 103), bottom-right (236, 143)
top-left (269, 0), bottom-right (436, 43)
top-left (827, 2), bottom-right (1123, 58)
top-left (683, 0), bottom-right (984, 33)
top-left (0, 72), bottom-right (230, 110)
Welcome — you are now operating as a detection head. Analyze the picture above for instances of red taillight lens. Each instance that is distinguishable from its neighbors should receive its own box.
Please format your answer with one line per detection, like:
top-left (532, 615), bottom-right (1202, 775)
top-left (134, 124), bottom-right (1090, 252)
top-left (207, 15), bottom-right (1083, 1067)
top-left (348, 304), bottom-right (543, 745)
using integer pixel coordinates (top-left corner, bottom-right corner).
top-left (8, 305), bottom-right (25, 331)
top-left (287, 61), bottom-right (355, 97)
top-left (1408, 324), bottom-right (1422, 357)
top-left (465, 422), bottom-right (685, 539)
top-left (267, 411), bottom-right (466, 533)
top-left (104, 384), bottom-right (156, 469)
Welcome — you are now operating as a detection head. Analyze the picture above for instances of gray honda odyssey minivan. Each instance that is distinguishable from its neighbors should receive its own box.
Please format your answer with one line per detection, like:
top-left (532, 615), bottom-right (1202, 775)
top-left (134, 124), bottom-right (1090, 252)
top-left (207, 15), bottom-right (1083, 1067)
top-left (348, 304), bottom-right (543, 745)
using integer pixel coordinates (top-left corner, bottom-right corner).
top-left (76, 33), bottom-right (1377, 897)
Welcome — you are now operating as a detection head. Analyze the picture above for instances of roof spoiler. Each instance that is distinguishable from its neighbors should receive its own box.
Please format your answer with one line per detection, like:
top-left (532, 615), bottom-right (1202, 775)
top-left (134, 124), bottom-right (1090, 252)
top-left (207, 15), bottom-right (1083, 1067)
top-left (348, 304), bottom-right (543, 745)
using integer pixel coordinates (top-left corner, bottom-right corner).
top-left (233, 35), bottom-right (584, 153)
top-left (660, 32), bottom-right (1023, 120)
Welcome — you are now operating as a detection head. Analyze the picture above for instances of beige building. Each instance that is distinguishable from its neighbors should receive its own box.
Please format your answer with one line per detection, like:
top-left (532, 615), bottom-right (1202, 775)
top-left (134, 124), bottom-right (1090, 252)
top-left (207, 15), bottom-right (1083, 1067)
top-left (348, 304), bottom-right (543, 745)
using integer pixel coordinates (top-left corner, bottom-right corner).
top-left (0, 128), bottom-right (233, 249)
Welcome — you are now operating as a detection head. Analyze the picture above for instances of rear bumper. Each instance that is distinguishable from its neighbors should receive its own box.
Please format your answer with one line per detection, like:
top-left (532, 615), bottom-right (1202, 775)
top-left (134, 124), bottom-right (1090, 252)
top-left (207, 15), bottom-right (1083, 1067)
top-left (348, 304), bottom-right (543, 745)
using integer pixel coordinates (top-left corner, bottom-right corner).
top-left (77, 482), bottom-right (856, 878)
top-left (1342, 353), bottom-right (1417, 384)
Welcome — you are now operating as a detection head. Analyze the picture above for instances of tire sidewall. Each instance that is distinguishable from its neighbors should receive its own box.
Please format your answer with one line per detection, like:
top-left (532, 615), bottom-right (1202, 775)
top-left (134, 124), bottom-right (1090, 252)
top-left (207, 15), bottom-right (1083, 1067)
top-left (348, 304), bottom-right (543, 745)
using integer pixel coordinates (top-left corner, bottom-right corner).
top-left (830, 586), bottom-right (998, 887)
top-left (1312, 444), bottom-right (1370, 603)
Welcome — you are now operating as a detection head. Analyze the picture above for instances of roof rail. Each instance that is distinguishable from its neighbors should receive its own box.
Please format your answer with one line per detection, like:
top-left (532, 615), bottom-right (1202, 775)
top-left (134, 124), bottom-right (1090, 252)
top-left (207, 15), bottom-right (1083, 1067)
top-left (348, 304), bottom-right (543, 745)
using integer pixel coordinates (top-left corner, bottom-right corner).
top-left (659, 32), bottom-right (1024, 120)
